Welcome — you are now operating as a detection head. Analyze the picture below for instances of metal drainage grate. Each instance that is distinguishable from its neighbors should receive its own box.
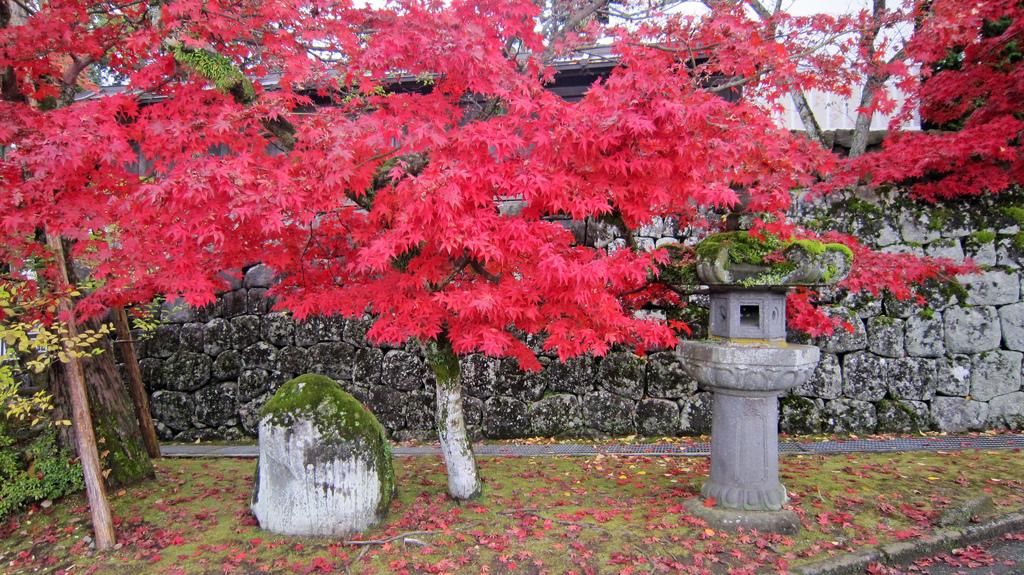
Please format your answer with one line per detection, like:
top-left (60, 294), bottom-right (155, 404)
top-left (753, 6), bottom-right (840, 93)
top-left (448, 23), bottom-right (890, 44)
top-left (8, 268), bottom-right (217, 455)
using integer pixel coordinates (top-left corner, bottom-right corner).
top-left (160, 434), bottom-right (1024, 459)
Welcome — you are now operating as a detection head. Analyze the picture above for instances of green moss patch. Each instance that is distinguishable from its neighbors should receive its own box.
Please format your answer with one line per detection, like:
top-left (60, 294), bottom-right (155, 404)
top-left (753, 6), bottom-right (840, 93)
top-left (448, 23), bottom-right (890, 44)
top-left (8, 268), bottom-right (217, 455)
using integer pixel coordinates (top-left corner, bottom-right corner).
top-left (3, 449), bottom-right (1024, 574)
top-left (694, 231), bottom-right (784, 266)
top-left (694, 232), bottom-right (852, 268)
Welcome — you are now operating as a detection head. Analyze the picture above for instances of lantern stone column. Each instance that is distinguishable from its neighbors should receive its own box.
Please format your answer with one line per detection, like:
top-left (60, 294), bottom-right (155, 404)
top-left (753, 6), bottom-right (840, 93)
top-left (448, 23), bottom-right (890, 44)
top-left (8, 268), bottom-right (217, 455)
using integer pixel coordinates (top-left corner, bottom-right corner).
top-left (667, 233), bottom-right (853, 534)
top-left (678, 337), bottom-right (818, 533)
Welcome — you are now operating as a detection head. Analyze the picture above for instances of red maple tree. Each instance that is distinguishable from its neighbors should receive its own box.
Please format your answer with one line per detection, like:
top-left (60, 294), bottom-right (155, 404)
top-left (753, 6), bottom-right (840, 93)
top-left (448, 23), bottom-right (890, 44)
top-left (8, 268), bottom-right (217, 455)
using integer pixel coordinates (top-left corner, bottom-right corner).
top-left (1, 0), bottom-right (1004, 542)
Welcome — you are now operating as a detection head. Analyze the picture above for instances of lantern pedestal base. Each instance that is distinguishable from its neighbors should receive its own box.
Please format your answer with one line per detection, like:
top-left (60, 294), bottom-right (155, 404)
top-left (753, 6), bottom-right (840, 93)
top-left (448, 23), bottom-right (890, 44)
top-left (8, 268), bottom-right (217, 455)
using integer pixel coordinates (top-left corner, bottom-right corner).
top-left (683, 498), bottom-right (801, 535)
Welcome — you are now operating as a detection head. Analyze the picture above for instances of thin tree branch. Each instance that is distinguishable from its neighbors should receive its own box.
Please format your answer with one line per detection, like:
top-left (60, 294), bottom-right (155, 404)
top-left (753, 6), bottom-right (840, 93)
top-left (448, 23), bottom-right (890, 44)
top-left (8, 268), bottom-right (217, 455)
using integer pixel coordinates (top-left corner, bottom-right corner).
top-left (469, 259), bottom-right (501, 283)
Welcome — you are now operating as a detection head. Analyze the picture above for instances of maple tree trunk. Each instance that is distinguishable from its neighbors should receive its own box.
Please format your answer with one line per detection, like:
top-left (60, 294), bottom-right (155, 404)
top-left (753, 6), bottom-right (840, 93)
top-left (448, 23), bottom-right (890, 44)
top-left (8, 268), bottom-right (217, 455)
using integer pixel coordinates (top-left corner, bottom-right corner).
top-left (44, 233), bottom-right (116, 550)
top-left (789, 89), bottom-right (825, 145)
top-left (424, 336), bottom-right (481, 501)
top-left (742, 0), bottom-right (825, 146)
top-left (112, 306), bottom-right (161, 459)
top-left (849, 0), bottom-right (886, 159)
top-left (849, 76), bottom-right (882, 158)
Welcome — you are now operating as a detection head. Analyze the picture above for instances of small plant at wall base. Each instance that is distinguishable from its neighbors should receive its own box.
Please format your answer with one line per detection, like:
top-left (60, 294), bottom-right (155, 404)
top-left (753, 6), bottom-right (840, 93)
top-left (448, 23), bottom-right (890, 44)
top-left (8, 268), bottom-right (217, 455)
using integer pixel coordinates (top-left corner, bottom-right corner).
top-left (0, 365), bottom-right (83, 521)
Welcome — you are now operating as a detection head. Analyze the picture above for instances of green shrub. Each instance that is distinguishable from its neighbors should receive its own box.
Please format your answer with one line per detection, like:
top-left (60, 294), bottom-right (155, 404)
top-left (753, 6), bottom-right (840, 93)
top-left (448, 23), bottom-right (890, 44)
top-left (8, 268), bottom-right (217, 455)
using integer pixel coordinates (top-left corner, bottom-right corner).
top-left (0, 425), bottom-right (83, 521)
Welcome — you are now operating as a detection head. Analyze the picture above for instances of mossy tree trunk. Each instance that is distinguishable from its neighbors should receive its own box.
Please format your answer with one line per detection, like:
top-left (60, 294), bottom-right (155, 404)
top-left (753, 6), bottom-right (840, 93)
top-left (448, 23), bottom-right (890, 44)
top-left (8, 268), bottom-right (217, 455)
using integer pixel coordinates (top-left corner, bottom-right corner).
top-left (424, 335), bottom-right (481, 501)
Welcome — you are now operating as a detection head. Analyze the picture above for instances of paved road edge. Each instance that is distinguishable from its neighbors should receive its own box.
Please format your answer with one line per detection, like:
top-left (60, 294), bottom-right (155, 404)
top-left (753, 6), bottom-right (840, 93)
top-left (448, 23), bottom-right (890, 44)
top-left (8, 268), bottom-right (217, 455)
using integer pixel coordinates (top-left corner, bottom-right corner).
top-left (794, 511), bottom-right (1024, 575)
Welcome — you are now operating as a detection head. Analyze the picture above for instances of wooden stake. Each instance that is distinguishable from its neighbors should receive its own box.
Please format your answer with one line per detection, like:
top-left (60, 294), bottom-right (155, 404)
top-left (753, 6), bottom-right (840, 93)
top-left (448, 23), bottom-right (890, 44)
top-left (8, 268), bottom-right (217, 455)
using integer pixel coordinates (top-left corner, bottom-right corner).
top-left (44, 232), bottom-right (116, 551)
top-left (112, 306), bottom-right (160, 459)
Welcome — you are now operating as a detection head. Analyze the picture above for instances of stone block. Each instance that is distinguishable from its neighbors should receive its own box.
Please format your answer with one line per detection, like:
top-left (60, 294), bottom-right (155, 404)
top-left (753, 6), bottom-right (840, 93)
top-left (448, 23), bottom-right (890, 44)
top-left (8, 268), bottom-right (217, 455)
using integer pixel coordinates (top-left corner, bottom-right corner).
top-left (243, 264), bottom-right (276, 288)
top-left (462, 354), bottom-right (499, 398)
top-left (405, 389), bottom-right (436, 432)
top-left (936, 355), bottom-right (972, 396)
top-left (251, 375), bottom-right (394, 536)
top-left (150, 390), bottom-right (194, 432)
top-left (295, 315), bottom-right (346, 346)
top-left (1000, 302), bottom-right (1024, 351)
top-left (970, 350), bottom-right (1022, 401)
top-left (219, 289), bottom-right (247, 318)
top-left (635, 399), bottom-right (679, 436)
top-left (925, 238), bottom-right (964, 262)
top-left (484, 396), bottom-right (530, 439)
top-left (495, 358), bottom-right (547, 402)
top-left (824, 399), bottom-right (877, 434)
top-left (462, 396), bottom-right (484, 428)
top-left (212, 350), bottom-right (242, 381)
top-left (779, 395), bottom-right (824, 435)
top-left (842, 352), bottom-right (888, 401)
top-left (582, 390), bottom-right (636, 434)
top-left (679, 392), bottom-right (713, 435)
top-left (261, 312), bottom-right (295, 347)
top-left (959, 270), bottom-right (1019, 306)
top-left (944, 306), bottom-right (1001, 353)
top-left (239, 394), bottom-right (269, 436)
top-left (529, 394), bottom-right (582, 436)
top-left (899, 211), bottom-right (941, 244)
top-left (146, 325), bottom-right (181, 359)
top-left (596, 351), bottom-right (646, 400)
top-left (354, 348), bottom-right (384, 387)
top-left (871, 221), bottom-right (901, 247)
top-left (161, 351), bottom-right (212, 392)
top-left (815, 307), bottom-right (867, 353)
top-left (230, 315), bottom-right (262, 350)
top-left (987, 392), bottom-right (1024, 429)
top-left (138, 357), bottom-right (163, 391)
top-left (203, 318), bottom-right (234, 356)
top-left (278, 346), bottom-right (309, 376)
top-left (194, 382), bottom-right (238, 427)
top-left (930, 396), bottom-right (989, 432)
top-left (996, 236), bottom-right (1023, 267)
top-left (343, 316), bottom-right (373, 346)
top-left (646, 351), bottom-right (697, 399)
top-left (241, 341), bottom-right (280, 372)
top-left (178, 323), bottom-right (205, 353)
top-left (876, 399), bottom-right (930, 433)
top-left (368, 385), bottom-right (406, 432)
top-left (886, 357), bottom-right (937, 401)
top-left (238, 368), bottom-right (272, 402)
top-left (245, 288), bottom-right (271, 315)
top-left (381, 350), bottom-right (427, 392)
top-left (964, 238), bottom-right (998, 266)
top-left (839, 292), bottom-right (882, 319)
top-left (795, 352), bottom-right (842, 399)
top-left (904, 312), bottom-right (945, 357)
top-left (880, 244), bottom-right (924, 257)
top-left (866, 316), bottom-right (905, 357)
top-left (546, 356), bottom-right (595, 395)
top-left (306, 341), bottom-right (356, 381)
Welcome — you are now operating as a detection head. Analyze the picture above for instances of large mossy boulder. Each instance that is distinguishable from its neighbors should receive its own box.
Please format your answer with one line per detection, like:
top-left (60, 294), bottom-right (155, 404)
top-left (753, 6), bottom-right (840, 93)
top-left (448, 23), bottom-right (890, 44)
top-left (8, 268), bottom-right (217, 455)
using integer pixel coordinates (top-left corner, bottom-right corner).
top-left (250, 374), bottom-right (395, 536)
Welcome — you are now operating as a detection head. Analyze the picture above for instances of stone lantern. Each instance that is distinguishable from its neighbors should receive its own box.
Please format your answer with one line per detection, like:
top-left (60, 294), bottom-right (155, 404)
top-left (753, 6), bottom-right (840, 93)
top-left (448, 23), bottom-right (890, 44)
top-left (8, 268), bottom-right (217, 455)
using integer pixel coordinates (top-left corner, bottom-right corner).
top-left (675, 232), bottom-right (852, 534)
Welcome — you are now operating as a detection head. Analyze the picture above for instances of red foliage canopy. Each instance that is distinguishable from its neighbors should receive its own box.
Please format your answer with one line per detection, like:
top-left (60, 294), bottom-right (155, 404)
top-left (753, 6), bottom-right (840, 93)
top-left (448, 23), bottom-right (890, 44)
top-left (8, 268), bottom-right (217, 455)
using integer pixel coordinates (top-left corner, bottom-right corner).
top-left (0, 0), bottom-right (988, 367)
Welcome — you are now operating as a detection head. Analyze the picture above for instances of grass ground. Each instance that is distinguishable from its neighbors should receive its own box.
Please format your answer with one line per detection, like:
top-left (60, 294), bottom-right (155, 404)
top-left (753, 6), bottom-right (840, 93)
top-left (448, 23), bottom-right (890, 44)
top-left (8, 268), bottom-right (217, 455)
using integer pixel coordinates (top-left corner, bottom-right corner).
top-left (1, 449), bottom-right (1023, 575)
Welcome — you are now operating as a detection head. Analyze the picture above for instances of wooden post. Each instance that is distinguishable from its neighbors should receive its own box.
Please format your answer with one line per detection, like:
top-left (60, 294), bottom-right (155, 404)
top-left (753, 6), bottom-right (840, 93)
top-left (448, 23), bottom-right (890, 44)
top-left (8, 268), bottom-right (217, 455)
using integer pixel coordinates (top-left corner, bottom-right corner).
top-left (44, 232), bottom-right (116, 550)
top-left (112, 306), bottom-right (160, 458)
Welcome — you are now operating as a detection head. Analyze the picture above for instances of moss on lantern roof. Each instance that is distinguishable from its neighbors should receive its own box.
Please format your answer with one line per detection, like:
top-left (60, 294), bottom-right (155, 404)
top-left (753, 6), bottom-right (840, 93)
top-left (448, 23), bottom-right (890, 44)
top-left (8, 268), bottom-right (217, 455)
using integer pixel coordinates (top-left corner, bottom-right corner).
top-left (694, 232), bottom-right (853, 267)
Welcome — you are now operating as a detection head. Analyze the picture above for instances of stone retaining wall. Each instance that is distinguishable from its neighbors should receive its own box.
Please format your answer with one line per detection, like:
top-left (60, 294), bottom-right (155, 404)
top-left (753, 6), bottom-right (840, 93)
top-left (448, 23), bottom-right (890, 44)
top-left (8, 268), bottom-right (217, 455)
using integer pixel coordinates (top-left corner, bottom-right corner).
top-left (134, 187), bottom-right (1024, 440)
